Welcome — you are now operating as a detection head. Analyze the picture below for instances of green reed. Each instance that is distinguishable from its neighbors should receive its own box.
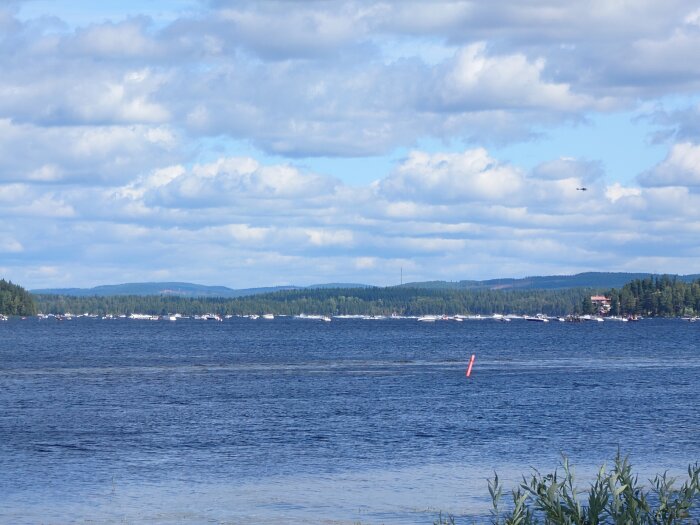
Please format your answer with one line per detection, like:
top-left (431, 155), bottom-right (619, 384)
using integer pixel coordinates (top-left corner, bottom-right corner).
top-left (436, 452), bottom-right (700, 524)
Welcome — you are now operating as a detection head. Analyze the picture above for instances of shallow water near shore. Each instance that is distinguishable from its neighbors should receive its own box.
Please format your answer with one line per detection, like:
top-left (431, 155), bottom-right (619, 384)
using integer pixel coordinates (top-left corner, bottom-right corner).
top-left (1, 317), bottom-right (699, 523)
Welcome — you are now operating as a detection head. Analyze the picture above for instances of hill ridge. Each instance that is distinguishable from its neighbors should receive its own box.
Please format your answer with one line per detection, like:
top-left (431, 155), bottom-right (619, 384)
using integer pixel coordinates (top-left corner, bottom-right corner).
top-left (30, 272), bottom-right (700, 298)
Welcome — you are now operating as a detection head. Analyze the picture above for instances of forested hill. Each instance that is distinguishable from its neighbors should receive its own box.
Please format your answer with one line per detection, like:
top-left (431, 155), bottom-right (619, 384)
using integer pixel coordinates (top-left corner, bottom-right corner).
top-left (31, 275), bottom-right (700, 317)
top-left (30, 272), bottom-right (700, 298)
top-left (31, 282), bottom-right (296, 298)
top-left (0, 279), bottom-right (36, 316)
top-left (28, 272), bottom-right (700, 317)
top-left (607, 276), bottom-right (700, 317)
top-left (34, 286), bottom-right (595, 317)
top-left (403, 272), bottom-right (700, 291)
top-left (30, 281), bottom-right (369, 298)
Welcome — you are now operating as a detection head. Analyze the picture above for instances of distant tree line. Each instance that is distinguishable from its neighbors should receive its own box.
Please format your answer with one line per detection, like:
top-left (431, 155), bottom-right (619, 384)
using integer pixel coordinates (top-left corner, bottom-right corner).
top-left (27, 276), bottom-right (700, 318)
top-left (0, 279), bottom-right (36, 316)
top-left (35, 286), bottom-right (595, 316)
top-left (605, 275), bottom-right (700, 317)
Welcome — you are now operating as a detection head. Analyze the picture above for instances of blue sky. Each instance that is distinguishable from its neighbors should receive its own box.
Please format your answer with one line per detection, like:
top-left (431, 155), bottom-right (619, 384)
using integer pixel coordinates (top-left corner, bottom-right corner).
top-left (3, 0), bottom-right (700, 288)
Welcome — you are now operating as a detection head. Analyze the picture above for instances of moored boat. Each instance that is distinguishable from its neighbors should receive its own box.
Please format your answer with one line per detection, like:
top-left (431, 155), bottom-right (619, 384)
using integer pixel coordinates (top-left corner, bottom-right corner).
top-left (524, 314), bottom-right (549, 323)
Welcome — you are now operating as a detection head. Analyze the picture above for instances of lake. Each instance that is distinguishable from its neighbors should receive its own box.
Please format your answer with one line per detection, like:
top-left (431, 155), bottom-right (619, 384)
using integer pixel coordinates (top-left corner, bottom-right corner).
top-left (1, 317), bottom-right (699, 523)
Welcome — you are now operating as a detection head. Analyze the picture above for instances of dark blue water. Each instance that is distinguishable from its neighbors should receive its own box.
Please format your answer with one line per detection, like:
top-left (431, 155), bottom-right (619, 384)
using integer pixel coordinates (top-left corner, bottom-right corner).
top-left (1, 317), bottom-right (699, 523)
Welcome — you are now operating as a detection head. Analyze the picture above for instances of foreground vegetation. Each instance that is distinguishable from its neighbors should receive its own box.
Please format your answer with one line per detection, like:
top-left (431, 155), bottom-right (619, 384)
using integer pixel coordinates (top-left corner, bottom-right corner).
top-left (437, 454), bottom-right (700, 525)
top-left (0, 279), bottom-right (36, 316)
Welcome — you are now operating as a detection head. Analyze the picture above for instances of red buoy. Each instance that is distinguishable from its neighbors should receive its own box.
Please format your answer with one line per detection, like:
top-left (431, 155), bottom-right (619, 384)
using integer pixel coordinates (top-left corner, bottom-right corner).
top-left (466, 354), bottom-right (475, 377)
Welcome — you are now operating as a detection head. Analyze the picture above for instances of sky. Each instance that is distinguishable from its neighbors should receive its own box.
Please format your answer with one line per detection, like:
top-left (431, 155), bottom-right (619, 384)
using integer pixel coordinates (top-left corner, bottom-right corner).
top-left (3, 0), bottom-right (700, 289)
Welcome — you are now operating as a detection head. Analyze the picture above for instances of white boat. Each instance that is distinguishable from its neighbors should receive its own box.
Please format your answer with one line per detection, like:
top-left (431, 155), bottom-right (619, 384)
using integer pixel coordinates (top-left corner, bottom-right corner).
top-left (262, 314), bottom-right (274, 320)
top-left (417, 315), bottom-right (438, 322)
top-left (321, 316), bottom-right (332, 322)
top-left (295, 314), bottom-right (329, 321)
top-left (524, 315), bottom-right (549, 323)
top-left (129, 313), bottom-right (153, 320)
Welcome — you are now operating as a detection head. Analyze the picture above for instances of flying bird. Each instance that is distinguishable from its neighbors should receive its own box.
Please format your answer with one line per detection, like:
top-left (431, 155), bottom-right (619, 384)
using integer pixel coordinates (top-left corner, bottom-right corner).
top-left (576, 187), bottom-right (587, 191)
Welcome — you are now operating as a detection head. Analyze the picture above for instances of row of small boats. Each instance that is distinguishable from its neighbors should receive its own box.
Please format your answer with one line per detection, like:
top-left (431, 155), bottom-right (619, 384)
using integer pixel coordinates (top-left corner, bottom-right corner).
top-left (417, 313), bottom-right (641, 323)
top-left (20, 313), bottom-right (646, 323)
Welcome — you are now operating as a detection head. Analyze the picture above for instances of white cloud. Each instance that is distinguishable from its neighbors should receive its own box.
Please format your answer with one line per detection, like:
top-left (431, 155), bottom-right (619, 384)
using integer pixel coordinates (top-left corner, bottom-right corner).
top-left (14, 194), bottom-right (76, 218)
top-left (27, 164), bottom-right (64, 182)
top-left (6, 144), bottom-right (699, 288)
top-left (0, 183), bottom-right (75, 218)
top-left (4, 2), bottom-right (700, 286)
top-left (305, 228), bottom-right (355, 248)
top-left (218, 5), bottom-right (364, 59)
top-left (436, 43), bottom-right (589, 112)
top-left (70, 19), bottom-right (162, 58)
top-left (0, 119), bottom-right (180, 184)
top-left (638, 142), bottom-right (700, 187)
top-left (605, 183), bottom-right (642, 203)
top-left (143, 157), bottom-right (340, 208)
top-left (0, 1), bottom-right (697, 161)
top-left (685, 8), bottom-right (700, 26)
top-left (380, 148), bottom-right (523, 203)
top-left (354, 256), bottom-right (377, 270)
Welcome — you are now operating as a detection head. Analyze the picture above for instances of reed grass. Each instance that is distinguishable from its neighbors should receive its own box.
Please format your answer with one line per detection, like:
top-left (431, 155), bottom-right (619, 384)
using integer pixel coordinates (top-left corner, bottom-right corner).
top-left (436, 452), bottom-right (700, 524)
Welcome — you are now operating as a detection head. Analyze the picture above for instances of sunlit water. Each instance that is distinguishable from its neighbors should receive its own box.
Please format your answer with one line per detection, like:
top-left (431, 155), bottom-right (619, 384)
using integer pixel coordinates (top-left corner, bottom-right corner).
top-left (1, 317), bottom-right (698, 524)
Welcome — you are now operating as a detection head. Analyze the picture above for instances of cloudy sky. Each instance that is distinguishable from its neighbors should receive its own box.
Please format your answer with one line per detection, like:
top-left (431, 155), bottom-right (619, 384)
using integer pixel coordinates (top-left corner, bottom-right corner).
top-left (2, 0), bottom-right (700, 289)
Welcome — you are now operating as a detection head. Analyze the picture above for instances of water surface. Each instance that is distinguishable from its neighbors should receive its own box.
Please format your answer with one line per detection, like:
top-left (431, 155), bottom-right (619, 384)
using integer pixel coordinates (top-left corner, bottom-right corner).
top-left (1, 317), bottom-right (698, 523)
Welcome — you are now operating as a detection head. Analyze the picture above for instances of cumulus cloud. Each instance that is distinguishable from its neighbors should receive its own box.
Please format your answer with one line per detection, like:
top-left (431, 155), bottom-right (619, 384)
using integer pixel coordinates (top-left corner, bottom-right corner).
top-left (380, 148), bottom-right (523, 203)
top-left (376, 1), bottom-right (700, 97)
top-left (5, 1), bottom-right (697, 157)
top-left (69, 18), bottom-right (163, 59)
top-left (0, 65), bottom-right (170, 126)
top-left (141, 157), bottom-right (340, 208)
top-left (217, 4), bottom-right (368, 59)
top-left (435, 43), bottom-right (589, 112)
top-left (605, 183), bottom-right (642, 203)
top-left (377, 149), bottom-right (605, 218)
top-left (4, 2), bottom-right (700, 286)
top-left (0, 119), bottom-right (180, 184)
top-left (638, 142), bottom-right (700, 187)
top-left (4, 144), bottom-right (700, 288)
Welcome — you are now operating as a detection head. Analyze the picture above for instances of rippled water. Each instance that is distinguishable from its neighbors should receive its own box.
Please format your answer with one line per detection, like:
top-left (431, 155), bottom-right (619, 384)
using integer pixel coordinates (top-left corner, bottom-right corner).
top-left (1, 317), bottom-right (699, 523)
